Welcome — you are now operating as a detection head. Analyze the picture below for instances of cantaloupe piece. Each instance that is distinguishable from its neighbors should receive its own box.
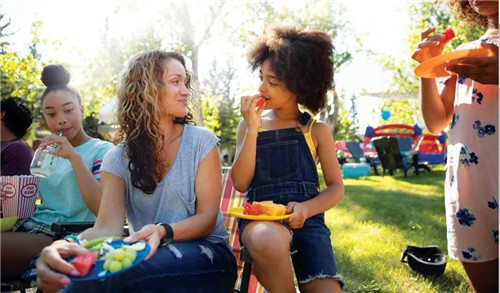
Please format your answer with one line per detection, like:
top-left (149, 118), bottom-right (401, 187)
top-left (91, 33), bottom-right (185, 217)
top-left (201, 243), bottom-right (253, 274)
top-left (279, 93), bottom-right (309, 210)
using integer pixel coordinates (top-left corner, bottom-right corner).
top-left (253, 201), bottom-right (287, 216)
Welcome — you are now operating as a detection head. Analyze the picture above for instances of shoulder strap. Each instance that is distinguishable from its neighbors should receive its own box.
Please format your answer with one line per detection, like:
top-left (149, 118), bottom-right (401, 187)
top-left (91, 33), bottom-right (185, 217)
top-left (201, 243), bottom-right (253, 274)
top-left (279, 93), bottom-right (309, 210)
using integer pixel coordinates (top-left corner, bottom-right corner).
top-left (298, 112), bottom-right (311, 126)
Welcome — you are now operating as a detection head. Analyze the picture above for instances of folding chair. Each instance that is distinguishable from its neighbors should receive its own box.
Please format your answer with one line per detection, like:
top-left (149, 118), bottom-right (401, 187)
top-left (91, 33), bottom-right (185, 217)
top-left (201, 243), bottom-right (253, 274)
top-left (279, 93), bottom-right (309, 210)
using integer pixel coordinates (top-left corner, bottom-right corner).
top-left (345, 141), bottom-right (379, 175)
top-left (220, 167), bottom-right (264, 293)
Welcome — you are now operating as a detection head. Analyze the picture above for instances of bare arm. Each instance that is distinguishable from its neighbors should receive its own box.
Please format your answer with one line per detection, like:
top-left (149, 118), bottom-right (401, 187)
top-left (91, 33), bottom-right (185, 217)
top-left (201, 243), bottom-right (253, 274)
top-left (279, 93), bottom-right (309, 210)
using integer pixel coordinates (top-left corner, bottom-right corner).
top-left (285, 122), bottom-right (344, 229)
top-left (231, 95), bottom-right (265, 192)
top-left (412, 27), bottom-right (456, 134)
top-left (79, 171), bottom-right (127, 240)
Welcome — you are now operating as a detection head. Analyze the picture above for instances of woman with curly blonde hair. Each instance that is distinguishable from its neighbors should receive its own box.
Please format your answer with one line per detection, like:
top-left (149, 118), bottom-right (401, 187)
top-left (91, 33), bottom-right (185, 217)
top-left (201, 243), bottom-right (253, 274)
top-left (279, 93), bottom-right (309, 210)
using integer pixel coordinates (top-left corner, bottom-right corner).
top-left (35, 50), bottom-right (237, 292)
top-left (413, 1), bottom-right (498, 291)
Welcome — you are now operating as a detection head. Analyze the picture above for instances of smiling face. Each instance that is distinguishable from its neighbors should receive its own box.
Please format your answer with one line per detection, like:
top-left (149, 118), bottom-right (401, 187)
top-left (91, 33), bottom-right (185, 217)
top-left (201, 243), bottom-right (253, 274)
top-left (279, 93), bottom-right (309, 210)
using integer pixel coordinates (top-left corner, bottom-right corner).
top-left (42, 90), bottom-right (84, 140)
top-left (258, 58), bottom-right (296, 109)
top-left (160, 58), bottom-right (190, 119)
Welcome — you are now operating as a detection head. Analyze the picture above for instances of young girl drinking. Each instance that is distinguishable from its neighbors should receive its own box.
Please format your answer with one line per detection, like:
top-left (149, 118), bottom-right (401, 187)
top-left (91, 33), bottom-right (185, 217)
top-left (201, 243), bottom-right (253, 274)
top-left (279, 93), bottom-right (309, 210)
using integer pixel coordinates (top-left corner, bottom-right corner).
top-left (1, 64), bottom-right (114, 280)
top-left (232, 24), bottom-right (345, 292)
top-left (412, 1), bottom-right (498, 291)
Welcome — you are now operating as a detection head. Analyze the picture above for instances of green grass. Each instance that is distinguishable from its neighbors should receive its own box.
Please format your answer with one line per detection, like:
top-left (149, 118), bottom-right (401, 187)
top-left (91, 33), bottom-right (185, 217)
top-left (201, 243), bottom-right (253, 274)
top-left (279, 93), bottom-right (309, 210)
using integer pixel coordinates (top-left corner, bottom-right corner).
top-left (319, 166), bottom-right (472, 293)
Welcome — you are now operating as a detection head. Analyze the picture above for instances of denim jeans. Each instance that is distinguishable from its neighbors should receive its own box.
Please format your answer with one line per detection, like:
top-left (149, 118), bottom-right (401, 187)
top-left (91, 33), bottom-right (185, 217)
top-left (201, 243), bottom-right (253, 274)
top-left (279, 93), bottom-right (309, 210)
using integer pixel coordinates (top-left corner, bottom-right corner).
top-left (65, 239), bottom-right (237, 293)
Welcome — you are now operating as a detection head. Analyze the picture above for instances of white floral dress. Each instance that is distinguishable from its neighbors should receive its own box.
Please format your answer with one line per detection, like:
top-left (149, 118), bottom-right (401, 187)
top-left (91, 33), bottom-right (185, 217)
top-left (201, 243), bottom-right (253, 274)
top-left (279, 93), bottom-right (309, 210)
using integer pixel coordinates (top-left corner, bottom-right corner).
top-left (444, 36), bottom-right (498, 262)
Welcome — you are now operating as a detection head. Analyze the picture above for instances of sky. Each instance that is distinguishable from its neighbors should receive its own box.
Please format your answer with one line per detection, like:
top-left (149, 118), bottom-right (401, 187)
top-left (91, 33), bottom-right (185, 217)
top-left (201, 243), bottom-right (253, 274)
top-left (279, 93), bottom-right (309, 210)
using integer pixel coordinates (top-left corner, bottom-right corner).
top-left (2, 0), bottom-right (414, 132)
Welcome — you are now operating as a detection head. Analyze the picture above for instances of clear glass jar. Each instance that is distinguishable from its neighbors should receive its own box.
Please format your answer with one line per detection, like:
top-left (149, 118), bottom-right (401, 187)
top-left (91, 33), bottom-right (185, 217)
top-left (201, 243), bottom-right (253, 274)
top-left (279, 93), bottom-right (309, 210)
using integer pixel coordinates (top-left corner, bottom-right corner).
top-left (30, 144), bottom-right (61, 178)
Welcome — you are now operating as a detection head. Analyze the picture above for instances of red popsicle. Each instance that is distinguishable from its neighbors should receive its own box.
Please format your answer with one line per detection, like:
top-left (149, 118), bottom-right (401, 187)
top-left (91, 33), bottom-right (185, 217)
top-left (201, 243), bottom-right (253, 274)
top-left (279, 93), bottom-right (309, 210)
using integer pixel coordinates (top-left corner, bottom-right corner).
top-left (440, 27), bottom-right (455, 45)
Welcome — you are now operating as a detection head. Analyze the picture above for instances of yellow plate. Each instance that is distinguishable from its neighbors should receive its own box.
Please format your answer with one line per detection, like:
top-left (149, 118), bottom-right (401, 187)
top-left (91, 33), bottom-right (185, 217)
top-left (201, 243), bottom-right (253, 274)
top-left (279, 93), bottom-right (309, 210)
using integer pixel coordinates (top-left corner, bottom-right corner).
top-left (414, 48), bottom-right (496, 78)
top-left (1, 216), bottom-right (19, 232)
top-left (228, 207), bottom-right (291, 221)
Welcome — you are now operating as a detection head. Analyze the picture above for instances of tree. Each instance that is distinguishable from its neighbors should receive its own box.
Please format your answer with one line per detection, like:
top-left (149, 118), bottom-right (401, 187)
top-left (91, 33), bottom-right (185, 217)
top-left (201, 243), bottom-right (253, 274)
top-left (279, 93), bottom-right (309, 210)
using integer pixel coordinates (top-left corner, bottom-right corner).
top-left (0, 11), bottom-right (13, 54)
top-left (374, 99), bottom-right (419, 126)
top-left (201, 58), bottom-right (239, 163)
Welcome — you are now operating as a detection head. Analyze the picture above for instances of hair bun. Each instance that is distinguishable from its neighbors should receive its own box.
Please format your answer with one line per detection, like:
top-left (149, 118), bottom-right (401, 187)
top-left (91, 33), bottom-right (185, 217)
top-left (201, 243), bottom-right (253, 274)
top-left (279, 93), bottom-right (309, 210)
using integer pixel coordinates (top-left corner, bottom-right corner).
top-left (41, 64), bottom-right (70, 87)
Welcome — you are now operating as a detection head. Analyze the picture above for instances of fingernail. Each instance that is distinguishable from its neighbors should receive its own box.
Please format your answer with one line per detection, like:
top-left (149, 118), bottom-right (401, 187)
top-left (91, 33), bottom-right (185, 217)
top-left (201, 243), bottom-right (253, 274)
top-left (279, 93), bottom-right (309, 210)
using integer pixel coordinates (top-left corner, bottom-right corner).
top-left (123, 237), bottom-right (131, 242)
top-left (70, 270), bottom-right (80, 276)
top-left (60, 277), bottom-right (71, 285)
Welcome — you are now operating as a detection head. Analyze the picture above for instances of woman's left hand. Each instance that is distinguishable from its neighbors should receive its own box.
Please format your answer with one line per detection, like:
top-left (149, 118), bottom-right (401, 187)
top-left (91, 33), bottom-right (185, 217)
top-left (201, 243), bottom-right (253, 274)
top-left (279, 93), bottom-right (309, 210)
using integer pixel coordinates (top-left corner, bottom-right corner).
top-left (39, 134), bottom-right (78, 160)
top-left (123, 224), bottom-right (164, 260)
top-left (445, 42), bottom-right (499, 85)
top-left (284, 202), bottom-right (309, 229)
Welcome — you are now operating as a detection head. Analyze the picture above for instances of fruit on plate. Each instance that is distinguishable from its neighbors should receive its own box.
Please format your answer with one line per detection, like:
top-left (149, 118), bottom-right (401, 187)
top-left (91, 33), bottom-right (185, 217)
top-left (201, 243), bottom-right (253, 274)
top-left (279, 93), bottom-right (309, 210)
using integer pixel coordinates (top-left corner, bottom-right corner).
top-left (440, 27), bottom-right (455, 45)
top-left (103, 246), bottom-right (138, 273)
top-left (243, 201), bottom-right (263, 215)
top-left (252, 201), bottom-right (287, 216)
top-left (73, 251), bottom-right (98, 277)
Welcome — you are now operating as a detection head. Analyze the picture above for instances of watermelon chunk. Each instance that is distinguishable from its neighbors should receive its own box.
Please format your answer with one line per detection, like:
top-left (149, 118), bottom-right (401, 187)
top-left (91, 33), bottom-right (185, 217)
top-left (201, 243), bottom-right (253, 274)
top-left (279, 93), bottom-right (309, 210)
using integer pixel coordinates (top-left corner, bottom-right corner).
top-left (256, 97), bottom-right (266, 108)
top-left (72, 251), bottom-right (98, 277)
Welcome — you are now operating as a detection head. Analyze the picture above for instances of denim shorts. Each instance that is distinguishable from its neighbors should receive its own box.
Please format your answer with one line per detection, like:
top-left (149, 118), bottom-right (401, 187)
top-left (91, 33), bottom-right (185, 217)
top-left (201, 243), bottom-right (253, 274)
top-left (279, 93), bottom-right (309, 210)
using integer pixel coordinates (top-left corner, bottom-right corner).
top-left (241, 191), bottom-right (344, 287)
top-left (65, 239), bottom-right (237, 293)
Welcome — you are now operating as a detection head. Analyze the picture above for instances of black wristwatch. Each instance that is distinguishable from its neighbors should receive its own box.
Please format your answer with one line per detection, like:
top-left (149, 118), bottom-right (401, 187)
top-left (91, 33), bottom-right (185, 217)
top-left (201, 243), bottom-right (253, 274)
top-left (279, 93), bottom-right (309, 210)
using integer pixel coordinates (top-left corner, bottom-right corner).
top-left (154, 222), bottom-right (174, 247)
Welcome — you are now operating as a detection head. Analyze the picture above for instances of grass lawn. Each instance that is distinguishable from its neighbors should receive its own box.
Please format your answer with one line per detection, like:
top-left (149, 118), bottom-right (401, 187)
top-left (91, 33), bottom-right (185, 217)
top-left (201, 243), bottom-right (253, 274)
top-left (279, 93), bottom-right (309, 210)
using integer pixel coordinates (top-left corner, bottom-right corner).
top-left (319, 166), bottom-right (472, 293)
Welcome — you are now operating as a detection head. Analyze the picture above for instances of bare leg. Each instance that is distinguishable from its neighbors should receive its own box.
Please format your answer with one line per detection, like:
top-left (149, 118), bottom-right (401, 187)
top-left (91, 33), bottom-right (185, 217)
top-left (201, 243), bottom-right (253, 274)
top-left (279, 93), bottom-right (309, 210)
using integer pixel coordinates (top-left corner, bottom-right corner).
top-left (241, 221), bottom-right (295, 293)
top-left (1, 232), bottom-right (53, 280)
top-left (462, 259), bottom-right (498, 293)
top-left (299, 278), bottom-right (341, 293)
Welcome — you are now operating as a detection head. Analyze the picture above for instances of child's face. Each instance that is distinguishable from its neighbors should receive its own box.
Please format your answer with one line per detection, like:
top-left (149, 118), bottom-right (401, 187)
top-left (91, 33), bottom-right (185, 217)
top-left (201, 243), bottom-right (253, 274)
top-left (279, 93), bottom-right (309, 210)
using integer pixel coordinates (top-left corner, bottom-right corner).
top-left (42, 90), bottom-right (83, 140)
top-left (159, 58), bottom-right (190, 119)
top-left (258, 58), bottom-right (296, 109)
top-left (468, 0), bottom-right (498, 16)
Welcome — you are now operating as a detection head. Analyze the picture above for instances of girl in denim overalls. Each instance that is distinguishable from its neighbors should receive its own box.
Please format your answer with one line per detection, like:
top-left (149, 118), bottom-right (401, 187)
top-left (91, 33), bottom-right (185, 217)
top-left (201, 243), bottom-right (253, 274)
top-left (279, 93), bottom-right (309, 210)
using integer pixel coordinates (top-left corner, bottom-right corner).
top-left (232, 24), bottom-right (345, 292)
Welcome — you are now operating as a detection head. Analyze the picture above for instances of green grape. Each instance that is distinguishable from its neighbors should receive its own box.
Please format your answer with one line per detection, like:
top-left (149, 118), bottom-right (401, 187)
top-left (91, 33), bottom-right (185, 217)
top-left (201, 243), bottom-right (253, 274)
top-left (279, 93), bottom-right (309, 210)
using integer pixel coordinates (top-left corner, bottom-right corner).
top-left (105, 251), bottom-right (114, 260)
top-left (124, 248), bottom-right (137, 261)
top-left (122, 257), bottom-right (133, 268)
top-left (103, 259), bottom-right (112, 271)
top-left (113, 249), bottom-right (125, 261)
top-left (109, 260), bottom-right (123, 273)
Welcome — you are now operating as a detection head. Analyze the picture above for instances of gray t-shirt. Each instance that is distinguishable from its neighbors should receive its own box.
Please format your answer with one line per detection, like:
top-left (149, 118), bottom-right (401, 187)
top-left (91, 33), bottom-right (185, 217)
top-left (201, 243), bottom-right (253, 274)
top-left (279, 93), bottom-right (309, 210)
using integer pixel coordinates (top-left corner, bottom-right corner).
top-left (100, 124), bottom-right (229, 243)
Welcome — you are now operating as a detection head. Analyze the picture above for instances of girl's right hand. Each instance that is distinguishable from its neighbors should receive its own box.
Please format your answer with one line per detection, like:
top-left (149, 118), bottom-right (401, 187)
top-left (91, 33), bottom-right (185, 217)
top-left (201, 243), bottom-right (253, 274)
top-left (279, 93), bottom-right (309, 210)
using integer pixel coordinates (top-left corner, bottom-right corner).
top-left (412, 27), bottom-right (446, 63)
top-left (39, 134), bottom-right (78, 161)
top-left (240, 94), bottom-right (266, 132)
top-left (36, 240), bottom-right (87, 292)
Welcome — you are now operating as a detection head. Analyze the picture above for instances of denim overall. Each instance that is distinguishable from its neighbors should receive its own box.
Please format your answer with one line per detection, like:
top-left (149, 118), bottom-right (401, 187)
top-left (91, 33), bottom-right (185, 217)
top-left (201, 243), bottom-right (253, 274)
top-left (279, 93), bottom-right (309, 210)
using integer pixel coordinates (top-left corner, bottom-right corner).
top-left (241, 112), bottom-right (344, 286)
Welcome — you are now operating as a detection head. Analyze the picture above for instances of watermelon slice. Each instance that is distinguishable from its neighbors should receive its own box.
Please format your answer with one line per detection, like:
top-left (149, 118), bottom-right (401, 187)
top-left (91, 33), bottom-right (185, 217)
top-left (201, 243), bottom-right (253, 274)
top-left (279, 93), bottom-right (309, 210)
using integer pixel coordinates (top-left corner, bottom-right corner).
top-left (72, 251), bottom-right (98, 277)
top-left (256, 97), bottom-right (266, 108)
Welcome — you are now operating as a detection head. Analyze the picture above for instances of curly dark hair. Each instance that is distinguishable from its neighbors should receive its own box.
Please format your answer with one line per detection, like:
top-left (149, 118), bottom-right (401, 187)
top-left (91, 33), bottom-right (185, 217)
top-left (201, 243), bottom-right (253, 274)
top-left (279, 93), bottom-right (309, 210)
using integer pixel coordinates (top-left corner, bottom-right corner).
top-left (40, 64), bottom-right (82, 105)
top-left (116, 50), bottom-right (195, 194)
top-left (445, 0), bottom-right (489, 28)
top-left (1, 97), bottom-right (33, 138)
top-left (247, 24), bottom-right (334, 113)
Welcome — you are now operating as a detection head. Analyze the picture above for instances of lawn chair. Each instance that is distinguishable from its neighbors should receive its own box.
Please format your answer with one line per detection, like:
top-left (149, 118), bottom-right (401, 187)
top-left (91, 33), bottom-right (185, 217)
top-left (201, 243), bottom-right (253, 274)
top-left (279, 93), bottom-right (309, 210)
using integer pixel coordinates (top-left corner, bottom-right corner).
top-left (345, 141), bottom-right (379, 175)
top-left (372, 136), bottom-right (413, 177)
top-left (397, 137), bottom-right (431, 174)
top-left (221, 167), bottom-right (264, 293)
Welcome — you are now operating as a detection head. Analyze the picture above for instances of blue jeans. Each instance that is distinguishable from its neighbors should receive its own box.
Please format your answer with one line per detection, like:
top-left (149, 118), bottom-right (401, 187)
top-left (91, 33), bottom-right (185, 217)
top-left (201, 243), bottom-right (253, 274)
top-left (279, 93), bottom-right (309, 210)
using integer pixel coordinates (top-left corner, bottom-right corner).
top-left (65, 239), bottom-right (237, 293)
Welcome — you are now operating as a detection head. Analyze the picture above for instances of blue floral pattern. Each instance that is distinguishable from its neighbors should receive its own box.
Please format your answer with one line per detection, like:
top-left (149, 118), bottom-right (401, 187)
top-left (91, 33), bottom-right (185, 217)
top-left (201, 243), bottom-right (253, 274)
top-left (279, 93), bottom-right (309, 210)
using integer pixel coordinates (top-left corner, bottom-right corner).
top-left (456, 208), bottom-right (476, 226)
top-left (472, 120), bottom-right (496, 138)
top-left (488, 197), bottom-right (498, 210)
top-left (458, 75), bottom-right (467, 84)
top-left (472, 88), bottom-right (484, 104)
top-left (462, 247), bottom-right (481, 261)
top-left (493, 230), bottom-right (499, 245)
top-left (459, 146), bottom-right (479, 167)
